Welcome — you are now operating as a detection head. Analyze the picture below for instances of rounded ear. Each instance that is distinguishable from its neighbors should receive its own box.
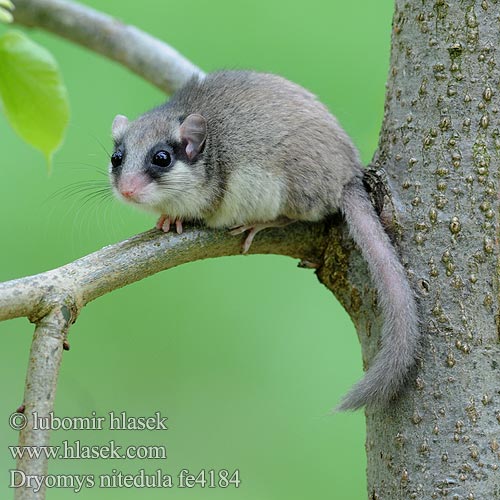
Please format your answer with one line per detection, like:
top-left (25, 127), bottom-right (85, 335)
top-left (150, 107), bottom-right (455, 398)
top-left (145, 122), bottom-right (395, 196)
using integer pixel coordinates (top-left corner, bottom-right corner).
top-left (112, 115), bottom-right (129, 143)
top-left (180, 114), bottom-right (207, 161)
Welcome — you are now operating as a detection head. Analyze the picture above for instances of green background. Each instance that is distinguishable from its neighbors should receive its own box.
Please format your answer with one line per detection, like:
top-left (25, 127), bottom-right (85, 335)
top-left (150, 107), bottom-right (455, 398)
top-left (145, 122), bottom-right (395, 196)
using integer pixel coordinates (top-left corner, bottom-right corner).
top-left (0, 0), bottom-right (393, 498)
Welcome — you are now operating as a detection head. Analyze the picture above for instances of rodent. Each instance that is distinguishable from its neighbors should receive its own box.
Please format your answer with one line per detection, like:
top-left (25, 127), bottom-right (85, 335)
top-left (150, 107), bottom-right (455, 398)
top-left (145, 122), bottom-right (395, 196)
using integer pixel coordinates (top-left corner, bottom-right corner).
top-left (108, 70), bottom-right (419, 411)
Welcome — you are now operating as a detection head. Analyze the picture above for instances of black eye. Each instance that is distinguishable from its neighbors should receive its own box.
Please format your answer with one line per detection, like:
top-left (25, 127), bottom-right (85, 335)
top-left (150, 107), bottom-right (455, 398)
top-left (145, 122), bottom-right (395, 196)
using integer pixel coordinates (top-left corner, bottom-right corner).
top-left (111, 151), bottom-right (123, 168)
top-left (152, 150), bottom-right (172, 168)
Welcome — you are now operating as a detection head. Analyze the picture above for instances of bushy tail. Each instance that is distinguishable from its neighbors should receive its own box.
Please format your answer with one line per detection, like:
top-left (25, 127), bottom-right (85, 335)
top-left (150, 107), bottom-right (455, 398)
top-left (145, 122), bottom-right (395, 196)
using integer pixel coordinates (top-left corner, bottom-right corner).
top-left (336, 180), bottom-right (419, 411)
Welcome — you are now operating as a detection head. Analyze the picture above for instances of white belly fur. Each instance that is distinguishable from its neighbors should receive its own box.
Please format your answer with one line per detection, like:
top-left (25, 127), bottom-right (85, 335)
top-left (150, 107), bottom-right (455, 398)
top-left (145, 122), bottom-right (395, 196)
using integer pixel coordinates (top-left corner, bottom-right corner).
top-left (205, 166), bottom-right (285, 228)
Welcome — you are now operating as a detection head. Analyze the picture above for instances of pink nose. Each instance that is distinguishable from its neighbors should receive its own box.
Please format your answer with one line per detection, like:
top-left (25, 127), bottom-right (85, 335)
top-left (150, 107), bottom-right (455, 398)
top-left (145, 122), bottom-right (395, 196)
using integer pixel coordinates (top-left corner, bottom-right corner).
top-left (118, 174), bottom-right (148, 201)
top-left (120, 188), bottom-right (136, 199)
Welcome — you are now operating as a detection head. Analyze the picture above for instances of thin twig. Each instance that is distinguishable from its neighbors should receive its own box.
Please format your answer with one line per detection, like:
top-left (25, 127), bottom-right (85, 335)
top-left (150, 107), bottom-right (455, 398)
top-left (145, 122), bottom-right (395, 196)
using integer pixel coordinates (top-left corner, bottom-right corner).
top-left (12, 0), bottom-right (205, 94)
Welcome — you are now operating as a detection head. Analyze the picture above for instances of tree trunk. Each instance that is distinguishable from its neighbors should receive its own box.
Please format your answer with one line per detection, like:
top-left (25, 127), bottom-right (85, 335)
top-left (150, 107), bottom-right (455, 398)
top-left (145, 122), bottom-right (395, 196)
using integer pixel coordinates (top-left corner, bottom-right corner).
top-left (319, 1), bottom-right (500, 498)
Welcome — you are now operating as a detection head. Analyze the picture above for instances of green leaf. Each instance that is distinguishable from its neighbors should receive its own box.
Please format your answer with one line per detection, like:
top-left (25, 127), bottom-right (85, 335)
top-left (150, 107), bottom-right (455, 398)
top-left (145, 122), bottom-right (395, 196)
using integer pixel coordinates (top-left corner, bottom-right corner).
top-left (0, 30), bottom-right (69, 169)
top-left (0, 8), bottom-right (13, 24)
top-left (0, 0), bottom-right (15, 10)
top-left (0, 0), bottom-right (14, 23)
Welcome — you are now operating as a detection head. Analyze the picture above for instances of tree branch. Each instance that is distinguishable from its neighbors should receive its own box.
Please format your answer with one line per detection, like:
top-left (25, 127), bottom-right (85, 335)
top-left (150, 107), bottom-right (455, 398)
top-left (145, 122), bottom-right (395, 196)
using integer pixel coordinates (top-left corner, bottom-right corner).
top-left (1, 223), bottom-right (327, 324)
top-left (4, 222), bottom-right (329, 500)
top-left (12, 0), bottom-right (205, 93)
top-left (14, 308), bottom-right (71, 500)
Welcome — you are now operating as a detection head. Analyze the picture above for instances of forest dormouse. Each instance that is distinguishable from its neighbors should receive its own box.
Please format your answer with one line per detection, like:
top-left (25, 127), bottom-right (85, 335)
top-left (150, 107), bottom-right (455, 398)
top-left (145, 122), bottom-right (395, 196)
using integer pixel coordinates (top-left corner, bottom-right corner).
top-left (109, 70), bottom-right (419, 410)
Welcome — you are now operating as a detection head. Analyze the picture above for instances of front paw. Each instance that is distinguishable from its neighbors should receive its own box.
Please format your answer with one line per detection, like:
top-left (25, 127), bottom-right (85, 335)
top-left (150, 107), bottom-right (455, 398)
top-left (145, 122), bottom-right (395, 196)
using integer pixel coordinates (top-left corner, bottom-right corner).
top-left (156, 215), bottom-right (183, 234)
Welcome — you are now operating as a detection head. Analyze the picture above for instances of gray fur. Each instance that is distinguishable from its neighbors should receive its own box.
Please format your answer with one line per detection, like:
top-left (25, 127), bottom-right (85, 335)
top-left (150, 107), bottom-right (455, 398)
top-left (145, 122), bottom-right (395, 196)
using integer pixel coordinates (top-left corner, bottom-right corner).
top-left (337, 181), bottom-right (420, 410)
top-left (109, 70), bottom-right (420, 410)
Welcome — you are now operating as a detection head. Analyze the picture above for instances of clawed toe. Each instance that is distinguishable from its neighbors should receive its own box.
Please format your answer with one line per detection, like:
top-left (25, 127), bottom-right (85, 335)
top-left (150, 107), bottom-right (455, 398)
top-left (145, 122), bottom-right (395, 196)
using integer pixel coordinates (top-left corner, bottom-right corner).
top-left (229, 225), bottom-right (251, 236)
top-left (241, 229), bottom-right (258, 254)
top-left (228, 225), bottom-right (259, 253)
top-left (156, 215), bottom-right (183, 233)
top-left (156, 215), bottom-right (170, 232)
top-left (229, 219), bottom-right (296, 253)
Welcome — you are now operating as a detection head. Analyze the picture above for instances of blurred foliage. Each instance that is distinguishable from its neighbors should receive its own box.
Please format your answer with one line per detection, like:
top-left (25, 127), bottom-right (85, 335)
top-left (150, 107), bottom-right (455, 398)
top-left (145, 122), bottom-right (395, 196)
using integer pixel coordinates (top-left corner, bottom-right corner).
top-left (0, 0), bottom-right (393, 498)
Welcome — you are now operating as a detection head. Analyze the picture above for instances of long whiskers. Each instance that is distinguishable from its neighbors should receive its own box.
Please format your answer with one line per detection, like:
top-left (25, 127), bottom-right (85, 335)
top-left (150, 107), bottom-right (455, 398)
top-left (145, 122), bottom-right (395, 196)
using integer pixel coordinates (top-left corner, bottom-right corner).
top-left (45, 180), bottom-right (111, 203)
top-left (54, 161), bottom-right (109, 177)
top-left (79, 188), bottom-right (114, 209)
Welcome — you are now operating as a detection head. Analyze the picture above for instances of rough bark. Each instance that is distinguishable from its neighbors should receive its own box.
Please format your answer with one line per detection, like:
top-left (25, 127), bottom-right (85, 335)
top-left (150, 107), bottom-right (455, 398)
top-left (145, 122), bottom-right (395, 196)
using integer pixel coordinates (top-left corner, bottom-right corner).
top-left (14, 309), bottom-right (71, 500)
top-left (330, 1), bottom-right (500, 498)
